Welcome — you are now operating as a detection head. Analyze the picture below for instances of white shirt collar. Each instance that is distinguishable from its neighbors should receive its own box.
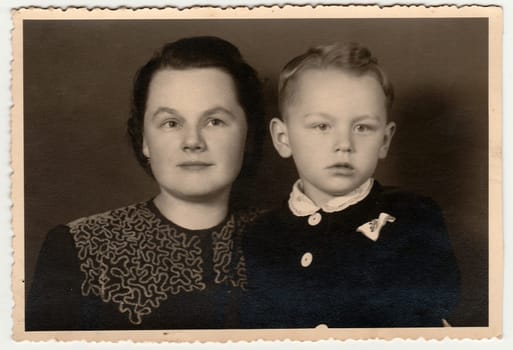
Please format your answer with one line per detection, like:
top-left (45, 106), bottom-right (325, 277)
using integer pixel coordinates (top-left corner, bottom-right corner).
top-left (288, 178), bottom-right (374, 217)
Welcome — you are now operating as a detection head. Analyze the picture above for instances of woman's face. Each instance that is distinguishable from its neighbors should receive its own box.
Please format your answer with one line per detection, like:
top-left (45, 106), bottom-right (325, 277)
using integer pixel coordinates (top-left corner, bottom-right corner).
top-left (142, 68), bottom-right (248, 202)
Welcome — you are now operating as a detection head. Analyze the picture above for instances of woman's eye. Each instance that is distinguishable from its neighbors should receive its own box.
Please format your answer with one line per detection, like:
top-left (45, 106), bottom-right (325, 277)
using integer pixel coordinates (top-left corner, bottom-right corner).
top-left (206, 118), bottom-right (227, 127)
top-left (161, 120), bottom-right (181, 129)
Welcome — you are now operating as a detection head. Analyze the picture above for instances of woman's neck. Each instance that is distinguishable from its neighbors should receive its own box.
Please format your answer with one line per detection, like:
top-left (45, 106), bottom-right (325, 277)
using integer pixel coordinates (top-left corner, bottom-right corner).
top-left (153, 190), bottom-right (230, 230)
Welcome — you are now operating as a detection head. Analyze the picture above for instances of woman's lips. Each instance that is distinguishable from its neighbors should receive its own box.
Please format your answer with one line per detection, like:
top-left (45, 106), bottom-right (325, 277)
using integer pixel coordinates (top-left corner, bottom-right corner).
top-left (177, 161), bottom-right (214, 171)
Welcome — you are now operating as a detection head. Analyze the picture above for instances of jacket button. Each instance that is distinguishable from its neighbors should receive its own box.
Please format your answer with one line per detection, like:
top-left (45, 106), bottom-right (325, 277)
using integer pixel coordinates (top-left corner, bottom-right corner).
top-left (301, 252), bottom-right (313, 267)
top-left (308, 212), bottom-right (322, 226)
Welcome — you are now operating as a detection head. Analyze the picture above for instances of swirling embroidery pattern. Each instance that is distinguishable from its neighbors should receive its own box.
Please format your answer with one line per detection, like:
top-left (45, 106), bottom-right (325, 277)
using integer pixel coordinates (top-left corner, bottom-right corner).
top-left (68, 202), bottom-right (258, 325)
top-left (212, 207), bottom-right (263, 290)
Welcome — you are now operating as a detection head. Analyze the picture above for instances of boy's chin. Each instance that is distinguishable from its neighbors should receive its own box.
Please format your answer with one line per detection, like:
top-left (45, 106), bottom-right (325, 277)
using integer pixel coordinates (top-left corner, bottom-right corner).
top-left (305, 185), bottom-right (360, 204)
top-left (327, 189), bottom-right (358, 197)
top-left (301, 176), bottom-right (373, 203)
top-left (321, 182), bottom-right (368, 197)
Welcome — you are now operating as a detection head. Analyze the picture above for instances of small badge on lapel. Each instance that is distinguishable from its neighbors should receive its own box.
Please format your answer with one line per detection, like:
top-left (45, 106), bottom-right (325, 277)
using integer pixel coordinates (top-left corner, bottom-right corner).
top-left (357, 212), bottom-right (396, 241)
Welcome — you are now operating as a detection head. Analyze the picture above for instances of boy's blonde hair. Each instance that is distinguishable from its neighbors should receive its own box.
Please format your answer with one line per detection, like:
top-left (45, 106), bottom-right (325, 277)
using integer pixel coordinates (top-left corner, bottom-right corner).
top-left (278, 42), bottom-right (394, 118)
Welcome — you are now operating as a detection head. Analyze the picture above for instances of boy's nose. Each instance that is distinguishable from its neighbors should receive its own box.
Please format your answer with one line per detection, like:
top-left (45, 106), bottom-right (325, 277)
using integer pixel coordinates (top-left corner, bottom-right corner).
top-left (182, 126), bottom-right (206, 152)
top-left (333, 129), bottom-right (354, 153)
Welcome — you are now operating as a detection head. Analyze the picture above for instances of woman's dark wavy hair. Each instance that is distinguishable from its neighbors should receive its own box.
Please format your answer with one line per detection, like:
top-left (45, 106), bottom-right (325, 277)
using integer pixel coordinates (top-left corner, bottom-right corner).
top-left (127, 36), bottom-right (264, 180)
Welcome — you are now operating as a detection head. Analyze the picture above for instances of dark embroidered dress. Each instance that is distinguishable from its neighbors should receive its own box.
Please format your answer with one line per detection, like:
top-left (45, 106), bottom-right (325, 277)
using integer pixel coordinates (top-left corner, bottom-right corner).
top-left (26, 201), bottom-right (260, 330)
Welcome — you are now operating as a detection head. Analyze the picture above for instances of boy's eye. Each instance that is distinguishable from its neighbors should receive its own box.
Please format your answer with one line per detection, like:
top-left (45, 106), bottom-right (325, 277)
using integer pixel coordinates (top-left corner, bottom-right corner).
top-left (206, 118), bottom-right (227, 127)
top-left (312, 123), bottom-right (331, 131)
top-left (353, 124), bottom-right (374, 133)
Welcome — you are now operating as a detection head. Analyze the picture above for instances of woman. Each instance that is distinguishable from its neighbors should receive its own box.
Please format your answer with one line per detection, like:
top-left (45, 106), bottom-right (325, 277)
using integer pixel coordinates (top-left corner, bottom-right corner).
top-left (26, 36), bottom-right (264, 330)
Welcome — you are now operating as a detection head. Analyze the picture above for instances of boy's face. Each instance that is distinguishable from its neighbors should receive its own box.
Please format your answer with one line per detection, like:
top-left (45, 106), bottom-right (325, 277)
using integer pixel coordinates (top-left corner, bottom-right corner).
top-left (271, 68), bottom-right (395, 206)
top-left (142, 68), bottom-right (247, 202)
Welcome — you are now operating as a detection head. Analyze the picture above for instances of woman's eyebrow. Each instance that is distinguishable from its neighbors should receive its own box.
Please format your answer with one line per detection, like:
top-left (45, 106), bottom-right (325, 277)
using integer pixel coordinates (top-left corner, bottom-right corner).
top-left (151, 107), bottom-right (181, 119)
top-left (203, 106), bottom-right (237, 119)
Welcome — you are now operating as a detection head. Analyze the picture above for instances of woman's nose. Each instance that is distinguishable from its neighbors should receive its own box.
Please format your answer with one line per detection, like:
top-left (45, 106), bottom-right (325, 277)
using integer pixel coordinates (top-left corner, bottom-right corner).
top-left (182, 126), bottom-right (206, 152)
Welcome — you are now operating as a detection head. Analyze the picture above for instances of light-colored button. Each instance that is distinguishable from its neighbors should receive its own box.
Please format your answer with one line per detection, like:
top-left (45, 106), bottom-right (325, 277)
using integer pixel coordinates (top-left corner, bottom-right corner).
top-left (301, 252), bottom-right (313, 267)
top-left (308, 212), bottom-right (322, 226)
top-left (315, 324), bottom-right (328, 329)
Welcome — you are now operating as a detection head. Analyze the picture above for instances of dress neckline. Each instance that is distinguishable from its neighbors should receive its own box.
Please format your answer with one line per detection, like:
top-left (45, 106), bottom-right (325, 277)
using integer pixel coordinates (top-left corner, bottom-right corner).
top-left (145, 199), bottom-right (232, 234)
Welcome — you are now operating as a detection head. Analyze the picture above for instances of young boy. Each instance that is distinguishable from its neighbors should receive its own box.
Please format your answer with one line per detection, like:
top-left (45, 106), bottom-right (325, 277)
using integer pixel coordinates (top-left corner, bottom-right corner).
top-left (241, 42), bottom-right (460, 328)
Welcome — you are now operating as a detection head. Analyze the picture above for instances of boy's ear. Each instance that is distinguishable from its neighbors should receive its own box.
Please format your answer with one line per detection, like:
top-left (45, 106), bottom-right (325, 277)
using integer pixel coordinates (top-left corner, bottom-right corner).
top-left (142, 137), bottom-right (150, 158)
top-left (269, 117), bottom-right (292, 158)
top-left (379, 121), bottom-right (396, 159)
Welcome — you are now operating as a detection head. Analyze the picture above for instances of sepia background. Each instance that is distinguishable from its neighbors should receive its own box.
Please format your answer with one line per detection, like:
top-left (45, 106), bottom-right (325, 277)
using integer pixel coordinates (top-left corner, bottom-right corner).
top-left (23, 18), bottom-right (488, 326)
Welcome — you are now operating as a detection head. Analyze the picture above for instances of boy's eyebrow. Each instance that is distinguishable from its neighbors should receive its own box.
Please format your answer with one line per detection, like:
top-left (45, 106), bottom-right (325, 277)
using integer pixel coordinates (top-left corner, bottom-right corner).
top-left (303, 112), bottom-right (333, 119)
top-left (353, 114), bottom-right (382, 122)
top-left (302, 113), bottom-right (384, 122)
top-left (303, 113), bottom-right (380, 119)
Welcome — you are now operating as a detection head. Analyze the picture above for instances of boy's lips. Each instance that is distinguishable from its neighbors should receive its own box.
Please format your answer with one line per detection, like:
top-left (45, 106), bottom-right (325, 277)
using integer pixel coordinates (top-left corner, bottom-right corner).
top-left (326, 162), bottom-right (355, 175)
top-left (327, 162), bottom-right (354, 170)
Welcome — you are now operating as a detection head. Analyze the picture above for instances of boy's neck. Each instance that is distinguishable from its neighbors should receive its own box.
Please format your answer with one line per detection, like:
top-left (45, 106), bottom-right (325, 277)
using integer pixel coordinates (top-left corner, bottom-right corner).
top-left (302, 184), bottom-right (337, 208)
top-left (153, 189), bottom-right (230, 230)
top-left (300, 179), bottom-right (373, 209)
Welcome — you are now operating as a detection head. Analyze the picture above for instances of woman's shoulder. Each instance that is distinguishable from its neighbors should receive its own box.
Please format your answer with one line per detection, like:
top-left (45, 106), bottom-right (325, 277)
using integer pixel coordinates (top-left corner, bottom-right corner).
top-left (66, 201), bottom-right (154, 233)
top-left (239, 203), bottom-right (292, 248)
top-left (231, 206), bottom-right (268, 226)
top-left (66, 201), bottom-right (152, 225)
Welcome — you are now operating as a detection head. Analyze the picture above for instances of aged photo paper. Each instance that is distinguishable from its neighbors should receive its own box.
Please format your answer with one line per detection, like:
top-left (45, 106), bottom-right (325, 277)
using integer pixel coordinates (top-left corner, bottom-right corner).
top-left (11, 5), bottom-right (502, 342)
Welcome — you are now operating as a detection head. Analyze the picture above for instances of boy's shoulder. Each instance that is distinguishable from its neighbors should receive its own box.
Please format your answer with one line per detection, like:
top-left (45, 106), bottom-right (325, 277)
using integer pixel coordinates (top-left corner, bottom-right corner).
top-left (245, 182), bottom-right (446, 244)
top-left (253, 182), bottom-right (442, 220)
top-left (377, 183), bottom-right (443, 216)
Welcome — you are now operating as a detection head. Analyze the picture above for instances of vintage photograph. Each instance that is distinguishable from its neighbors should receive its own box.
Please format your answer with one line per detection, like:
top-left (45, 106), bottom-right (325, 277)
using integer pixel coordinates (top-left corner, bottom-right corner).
top-left (11, 5), bottom-right (502, 342)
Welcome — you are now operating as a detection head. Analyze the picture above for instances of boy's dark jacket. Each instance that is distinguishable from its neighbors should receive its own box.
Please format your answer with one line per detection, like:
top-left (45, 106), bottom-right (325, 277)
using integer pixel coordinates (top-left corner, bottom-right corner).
top-left (241, 181), bottom-right (460, 328)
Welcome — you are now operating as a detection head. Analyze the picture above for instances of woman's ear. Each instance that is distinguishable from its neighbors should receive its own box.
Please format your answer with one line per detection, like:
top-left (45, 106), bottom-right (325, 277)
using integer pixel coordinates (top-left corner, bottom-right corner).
top-left (142, 137), bottom-right (150, 159)
top-left (379, 121), bottom-right (396, 159)
top-left (270, 117), bottom-right (292, 158)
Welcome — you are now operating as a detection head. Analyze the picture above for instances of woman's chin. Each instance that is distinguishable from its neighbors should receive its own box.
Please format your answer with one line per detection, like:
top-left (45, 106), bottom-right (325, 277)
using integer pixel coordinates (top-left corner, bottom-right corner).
top-left (160, 185), bottom-right (232, 203)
